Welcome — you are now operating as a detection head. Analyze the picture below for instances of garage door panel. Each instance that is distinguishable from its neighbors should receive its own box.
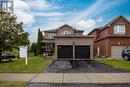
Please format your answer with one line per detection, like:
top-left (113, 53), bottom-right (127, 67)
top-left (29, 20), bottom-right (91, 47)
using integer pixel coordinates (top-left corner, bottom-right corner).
top-left (58, 45), bottom-right (73, 58)
top-left (111, 46), bottom-right (126, 58)
top-left (75, 46), bottom-right (90, 59)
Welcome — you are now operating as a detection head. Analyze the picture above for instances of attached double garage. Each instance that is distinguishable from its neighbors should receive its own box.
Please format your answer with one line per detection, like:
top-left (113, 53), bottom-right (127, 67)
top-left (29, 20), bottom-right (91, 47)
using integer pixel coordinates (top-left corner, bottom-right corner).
top-left (54, 36), bottom-right (94, 60)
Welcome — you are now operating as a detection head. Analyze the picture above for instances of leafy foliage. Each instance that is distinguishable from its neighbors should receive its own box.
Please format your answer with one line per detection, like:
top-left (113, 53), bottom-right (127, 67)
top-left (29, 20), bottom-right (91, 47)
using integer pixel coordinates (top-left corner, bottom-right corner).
top-left (0, 13), bottom-right (30, 56)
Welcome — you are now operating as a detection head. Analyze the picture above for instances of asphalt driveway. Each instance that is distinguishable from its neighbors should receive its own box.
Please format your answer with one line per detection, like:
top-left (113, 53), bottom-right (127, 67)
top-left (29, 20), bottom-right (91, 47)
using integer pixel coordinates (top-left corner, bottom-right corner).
top-left (43, 60), bottom-right (126, 73)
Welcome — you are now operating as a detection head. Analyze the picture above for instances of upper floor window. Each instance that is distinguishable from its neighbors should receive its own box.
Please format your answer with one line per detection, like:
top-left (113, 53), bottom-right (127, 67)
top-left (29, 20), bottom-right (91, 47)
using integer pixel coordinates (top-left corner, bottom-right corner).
top-left (114, 24), bottom-right (126, 34)
top-left (61, 31), bottom-right (71, 35)
top-left (48, 33), bottom-right (56, 38)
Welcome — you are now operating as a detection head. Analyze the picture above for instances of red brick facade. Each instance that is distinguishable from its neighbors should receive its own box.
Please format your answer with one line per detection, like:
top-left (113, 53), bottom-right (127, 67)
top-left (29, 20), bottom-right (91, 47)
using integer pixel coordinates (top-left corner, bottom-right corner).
top-left (94, 37), bottom-right (130, 57)
top-left (88, 16), bottom-right (130, 58)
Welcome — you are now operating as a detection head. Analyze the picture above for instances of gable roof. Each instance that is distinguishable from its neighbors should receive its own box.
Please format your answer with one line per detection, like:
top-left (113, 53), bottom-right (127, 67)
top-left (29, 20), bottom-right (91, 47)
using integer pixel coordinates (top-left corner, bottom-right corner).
top-left (88, 27), bottom-right (103, 35)
top-left (43, 29), bottom-right (58, 33)
top-left (59, 24), bottom-right (73, 29)
top-left (99, 15), bottom-right (130, 32)
top-left (43, 24), bottom-right (84, 33)
top-left (104, 15), bottom-right (130, 27)
top-left (88, 15), bottom-right (130, 35)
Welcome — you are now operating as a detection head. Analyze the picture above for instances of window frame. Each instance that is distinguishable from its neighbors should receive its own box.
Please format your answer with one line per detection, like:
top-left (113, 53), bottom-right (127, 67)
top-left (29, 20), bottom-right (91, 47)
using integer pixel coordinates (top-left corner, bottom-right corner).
top-left (48, 33), bottom-right (56, 38)
top-left (114, 24), bottom-right (126, 34)
top-left (61, 31), bottom-right (71, 35)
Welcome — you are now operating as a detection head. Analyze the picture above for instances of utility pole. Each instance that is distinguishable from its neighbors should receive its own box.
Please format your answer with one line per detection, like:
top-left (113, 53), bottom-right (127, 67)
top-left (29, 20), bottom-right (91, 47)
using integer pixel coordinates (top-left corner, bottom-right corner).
top-left (0, 0), bottom-right (14, 14)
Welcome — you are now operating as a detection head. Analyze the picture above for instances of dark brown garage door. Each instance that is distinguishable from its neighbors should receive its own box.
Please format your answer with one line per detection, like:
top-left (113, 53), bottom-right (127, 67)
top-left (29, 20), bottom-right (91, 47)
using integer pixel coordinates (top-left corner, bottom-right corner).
top-left (57, 45), bottom-right (73, 59)
top-left (75, 45), bottom-right (90, 59)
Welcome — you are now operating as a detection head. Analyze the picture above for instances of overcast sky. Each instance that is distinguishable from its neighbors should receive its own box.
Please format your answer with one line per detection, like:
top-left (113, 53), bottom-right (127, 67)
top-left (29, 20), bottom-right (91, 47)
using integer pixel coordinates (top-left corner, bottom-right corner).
top-left (3, 0), bottom-right (130, 43)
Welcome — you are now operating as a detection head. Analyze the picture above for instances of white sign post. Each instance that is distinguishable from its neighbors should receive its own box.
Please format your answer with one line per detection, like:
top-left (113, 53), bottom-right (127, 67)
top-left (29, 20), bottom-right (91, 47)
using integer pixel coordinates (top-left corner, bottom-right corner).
top-left (20, 46), bottom-right (28, 65)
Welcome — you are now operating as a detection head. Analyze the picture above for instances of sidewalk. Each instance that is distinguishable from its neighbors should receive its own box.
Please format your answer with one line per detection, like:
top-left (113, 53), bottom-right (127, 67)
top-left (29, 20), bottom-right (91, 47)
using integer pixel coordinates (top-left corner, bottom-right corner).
top-left (0, 73), bottom-right (130, 83)
top-left (0, 73), bottom-right (37, 81)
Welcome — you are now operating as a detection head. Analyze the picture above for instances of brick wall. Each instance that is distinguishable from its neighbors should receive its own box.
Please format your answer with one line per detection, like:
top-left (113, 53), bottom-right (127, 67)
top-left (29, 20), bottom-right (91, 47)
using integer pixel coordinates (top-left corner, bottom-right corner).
top-left (108, 17), bottom-right (130, 35)
top-left (94, 37), bottom-right (130, 57)
top-left (108, 37), bottom-right (130, 57)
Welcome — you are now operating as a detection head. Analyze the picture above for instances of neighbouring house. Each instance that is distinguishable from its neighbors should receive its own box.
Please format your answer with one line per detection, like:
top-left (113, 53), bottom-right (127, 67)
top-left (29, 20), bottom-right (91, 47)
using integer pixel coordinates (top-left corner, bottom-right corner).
top-left (43, 24), bottom-right (94, 60)
top-left (88, 16), bottom-right (130, 59)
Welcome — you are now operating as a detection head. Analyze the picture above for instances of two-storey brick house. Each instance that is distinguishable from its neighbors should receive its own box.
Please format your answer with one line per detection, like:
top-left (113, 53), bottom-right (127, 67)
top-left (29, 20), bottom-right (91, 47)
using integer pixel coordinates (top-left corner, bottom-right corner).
top-left (88, 16), bottom-right (130, 58)
top-left (43, 24), bottom-right (84, 55)
top-left (43, 24), bottom-right (94, 60)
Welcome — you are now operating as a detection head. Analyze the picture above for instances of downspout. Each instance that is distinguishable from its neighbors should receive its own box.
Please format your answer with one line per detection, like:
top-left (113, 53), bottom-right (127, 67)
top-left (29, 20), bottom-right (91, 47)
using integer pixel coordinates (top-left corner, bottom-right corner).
top-left (73, 42), bottom-right (75, 60)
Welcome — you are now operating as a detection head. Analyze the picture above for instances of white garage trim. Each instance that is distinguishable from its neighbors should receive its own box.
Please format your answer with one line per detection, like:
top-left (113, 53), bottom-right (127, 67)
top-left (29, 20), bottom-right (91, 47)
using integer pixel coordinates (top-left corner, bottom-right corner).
top-left (97, 46), bottom-right (100, 56)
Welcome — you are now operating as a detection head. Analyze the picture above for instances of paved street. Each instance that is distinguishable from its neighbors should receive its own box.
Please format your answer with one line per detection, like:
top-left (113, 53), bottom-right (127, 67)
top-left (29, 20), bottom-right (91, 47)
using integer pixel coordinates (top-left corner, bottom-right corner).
top-left (27, 83), bottom-right (130, 87)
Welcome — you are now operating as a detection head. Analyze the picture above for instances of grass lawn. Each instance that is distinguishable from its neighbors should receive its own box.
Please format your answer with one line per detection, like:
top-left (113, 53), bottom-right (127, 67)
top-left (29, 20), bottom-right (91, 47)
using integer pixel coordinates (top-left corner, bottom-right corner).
top-left (0, 56), bottom-right (52, 73)
top-left (0, 81), bottom-right (26, 87)
top-left (98, 59), bottom-right (130, 71)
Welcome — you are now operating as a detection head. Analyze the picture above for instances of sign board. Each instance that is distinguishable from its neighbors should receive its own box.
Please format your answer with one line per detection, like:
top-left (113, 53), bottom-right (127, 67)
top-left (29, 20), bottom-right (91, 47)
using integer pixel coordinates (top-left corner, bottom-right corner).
top-left (19, 46), bottom-right (28, 65)
top-left (20, 46), bottom-right (27, 58)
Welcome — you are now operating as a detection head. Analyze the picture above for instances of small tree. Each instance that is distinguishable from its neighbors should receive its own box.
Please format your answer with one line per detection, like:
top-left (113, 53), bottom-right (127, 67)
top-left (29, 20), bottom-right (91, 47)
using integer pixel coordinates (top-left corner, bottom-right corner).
top-left (30, 42), bottom-right (37, 56)
top-left (37, 29), bottom-right (44, 55)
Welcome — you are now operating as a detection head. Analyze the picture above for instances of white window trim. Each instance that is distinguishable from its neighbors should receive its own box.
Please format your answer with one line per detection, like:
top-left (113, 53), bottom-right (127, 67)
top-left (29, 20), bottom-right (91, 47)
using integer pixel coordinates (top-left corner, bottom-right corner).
top-left (48, 33), bottom-right (56, 38)
top-left (114, 24), bottom-right (126, 34)
top-left (61, 31), bottom-right (71, 35)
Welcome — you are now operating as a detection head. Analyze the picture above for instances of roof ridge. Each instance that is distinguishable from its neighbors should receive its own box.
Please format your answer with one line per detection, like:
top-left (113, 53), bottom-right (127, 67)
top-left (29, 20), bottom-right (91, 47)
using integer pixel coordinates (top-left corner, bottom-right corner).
top-left (88, 15), bottom-right (129, 35)
top-left (104, 15), bottom-right (129, 27)
top-left (43, 24), bottom-right (84, 32)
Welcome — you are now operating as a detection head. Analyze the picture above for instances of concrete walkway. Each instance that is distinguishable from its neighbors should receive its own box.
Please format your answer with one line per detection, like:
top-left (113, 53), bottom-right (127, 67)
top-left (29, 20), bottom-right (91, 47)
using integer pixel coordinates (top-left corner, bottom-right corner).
top-left (0, 73), bottom-right (130, 83)
top-left (0, 73), bottom-right (37, 81)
